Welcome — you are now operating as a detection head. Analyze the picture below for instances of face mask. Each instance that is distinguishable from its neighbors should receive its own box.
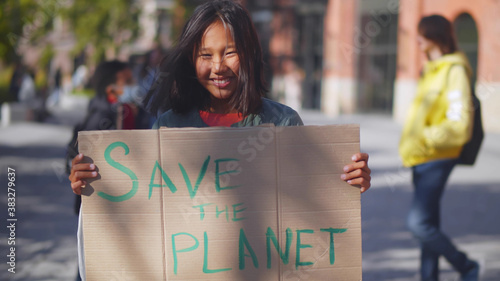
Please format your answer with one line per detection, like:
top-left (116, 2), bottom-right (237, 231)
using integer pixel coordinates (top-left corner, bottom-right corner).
top-left (118, 85), bottom-right (140, 104)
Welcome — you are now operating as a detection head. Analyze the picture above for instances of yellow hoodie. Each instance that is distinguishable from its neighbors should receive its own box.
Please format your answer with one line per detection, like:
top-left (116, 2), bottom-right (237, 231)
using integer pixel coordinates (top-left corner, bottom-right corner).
top-left (399, 52), bottom-right (474, 167)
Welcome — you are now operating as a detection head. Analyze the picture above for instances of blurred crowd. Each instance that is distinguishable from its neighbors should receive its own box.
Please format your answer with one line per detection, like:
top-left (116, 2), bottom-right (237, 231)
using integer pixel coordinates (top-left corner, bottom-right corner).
top-left (6, 43), bottom-right (165, 125)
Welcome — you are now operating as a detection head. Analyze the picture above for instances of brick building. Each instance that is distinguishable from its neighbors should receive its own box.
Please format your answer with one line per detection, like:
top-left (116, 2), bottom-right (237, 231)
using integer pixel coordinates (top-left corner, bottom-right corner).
top-left (251, 0), bottom-right (500, 132)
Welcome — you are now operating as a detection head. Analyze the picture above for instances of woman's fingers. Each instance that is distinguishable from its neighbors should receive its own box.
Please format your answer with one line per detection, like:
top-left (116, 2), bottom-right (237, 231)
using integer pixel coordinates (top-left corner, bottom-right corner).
top-left (72, 163), bottom-right (96, 173)
top-left (69, 163), bottom-right (97, 181)
top-left (69, 154), bottom-right (98, 195)
top-left (341, 168), bottom-right (371, 183)
top-left (72, 153), bottom-right (84, 166)
top-left (71, 180), bottom-right (86, 195)
top-left (342, 157), bottom-right (371, 177)
top-left (341, 169), bottom-right (371, 190)
top-left (351, 152), bottom-right (369, 162)
top-left (343, 160), bottom-right (371, 174)
top-left (341, 152), bottom-right (371, 193)
top-left (73, 170), bottom-right (98, 180)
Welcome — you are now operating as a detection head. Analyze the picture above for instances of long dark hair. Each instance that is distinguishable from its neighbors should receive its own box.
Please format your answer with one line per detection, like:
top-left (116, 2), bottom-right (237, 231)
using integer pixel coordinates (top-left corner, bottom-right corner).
top-left (144, 0), bottom-right (266, 116)
top-left (418, 15), bottom-right (458, 55)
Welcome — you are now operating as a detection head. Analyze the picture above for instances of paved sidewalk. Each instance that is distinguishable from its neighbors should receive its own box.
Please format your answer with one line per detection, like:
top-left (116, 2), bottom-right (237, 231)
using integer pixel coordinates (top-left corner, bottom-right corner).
top-left (0, 102), bottom-right (498, 280)
top-left (0, 95), bottom-right (87, 281)
top-left (300, 110), bottom-right (500, 281)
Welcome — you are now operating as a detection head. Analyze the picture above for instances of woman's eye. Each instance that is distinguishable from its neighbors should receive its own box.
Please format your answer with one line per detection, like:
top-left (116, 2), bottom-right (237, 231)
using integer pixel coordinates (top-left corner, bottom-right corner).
top-left (200, 54), bottom-right (211, 59)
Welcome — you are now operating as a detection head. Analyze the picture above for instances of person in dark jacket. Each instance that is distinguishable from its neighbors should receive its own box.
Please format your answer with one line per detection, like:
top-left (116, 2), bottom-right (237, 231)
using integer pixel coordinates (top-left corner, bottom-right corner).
top-left (82, 60), bottom-right (135, 131)
top-left (66, 60), bottom-right (144, 281)
top-left (67, 60), bottom-right (145, 213)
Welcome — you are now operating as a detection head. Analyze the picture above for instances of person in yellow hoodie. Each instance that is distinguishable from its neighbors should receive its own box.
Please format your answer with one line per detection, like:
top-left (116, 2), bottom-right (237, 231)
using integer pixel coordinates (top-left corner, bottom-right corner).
top-left (399, 15), bottom-right (479, 281)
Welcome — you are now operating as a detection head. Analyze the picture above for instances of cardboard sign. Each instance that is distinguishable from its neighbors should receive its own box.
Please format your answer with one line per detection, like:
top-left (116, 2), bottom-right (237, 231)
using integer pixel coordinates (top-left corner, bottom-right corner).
top-left (79, 125), bottom-right (362, 280)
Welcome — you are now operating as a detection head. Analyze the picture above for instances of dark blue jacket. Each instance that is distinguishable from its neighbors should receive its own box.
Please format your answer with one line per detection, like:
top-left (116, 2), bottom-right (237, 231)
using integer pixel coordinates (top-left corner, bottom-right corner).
top-left (153, 98), bottom-right (303, 128)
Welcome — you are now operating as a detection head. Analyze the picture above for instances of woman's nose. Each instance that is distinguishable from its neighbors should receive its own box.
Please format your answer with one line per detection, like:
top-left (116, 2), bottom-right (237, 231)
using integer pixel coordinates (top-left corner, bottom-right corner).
top-left (211, 59), bottom-right (227, 73)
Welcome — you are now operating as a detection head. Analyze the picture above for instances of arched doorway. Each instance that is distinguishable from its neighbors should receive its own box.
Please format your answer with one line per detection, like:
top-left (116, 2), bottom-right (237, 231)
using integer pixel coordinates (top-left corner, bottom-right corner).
top-left (453, 13), bottom-right (479, 86)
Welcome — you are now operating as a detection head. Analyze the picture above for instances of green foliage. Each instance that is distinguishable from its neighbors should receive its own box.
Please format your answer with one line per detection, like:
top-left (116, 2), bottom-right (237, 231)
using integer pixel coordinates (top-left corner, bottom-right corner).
top-left (39, 44), bottom-right (54, 71)
top-left (0, 66), bottom-right (14, 104)
top-left (0, 0), bottom-right (41, 64)
top-left (34, 68), bottom-right (48, 89)
top-left (70, 88), bottom-right (95, 98)
top-left (1, 0), bottom-right (142, 65)
top-left (60, 0), bottom-right (141, 63)
top-left (0, 86), bottom-right (13, 105)
top-left (172, 0), bottom-right (198, 42)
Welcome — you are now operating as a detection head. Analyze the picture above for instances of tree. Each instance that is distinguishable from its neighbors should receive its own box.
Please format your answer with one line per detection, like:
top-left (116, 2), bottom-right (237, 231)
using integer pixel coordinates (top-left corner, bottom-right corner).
top-left (172, 0), bottom-right (201, 41)
top-left (0, 0), bottom-right (51, 64)
top-left (60, 0), bottom-right (141, 62)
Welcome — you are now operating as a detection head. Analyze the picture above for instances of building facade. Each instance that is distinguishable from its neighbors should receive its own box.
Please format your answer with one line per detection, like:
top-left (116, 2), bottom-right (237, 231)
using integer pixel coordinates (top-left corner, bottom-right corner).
top-left (257, 0), bottom-right (500, 132)
top-left (393, 0), bottom-right (500, 132)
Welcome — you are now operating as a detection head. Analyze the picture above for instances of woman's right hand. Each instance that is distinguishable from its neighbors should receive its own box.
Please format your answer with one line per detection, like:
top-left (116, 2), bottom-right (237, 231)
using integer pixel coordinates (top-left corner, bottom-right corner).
top-left (69, 153), bottom-right (98, 195)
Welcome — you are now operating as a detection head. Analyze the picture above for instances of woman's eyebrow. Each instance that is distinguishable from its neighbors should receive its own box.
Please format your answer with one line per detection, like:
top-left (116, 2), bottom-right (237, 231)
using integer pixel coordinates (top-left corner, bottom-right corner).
top-left (197, 44), bottom-right (236, 52)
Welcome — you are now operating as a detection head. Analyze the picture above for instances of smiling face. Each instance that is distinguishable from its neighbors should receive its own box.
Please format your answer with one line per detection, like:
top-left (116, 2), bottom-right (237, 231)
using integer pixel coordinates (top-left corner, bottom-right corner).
top-left (195, 20), bottom-right (240, 111)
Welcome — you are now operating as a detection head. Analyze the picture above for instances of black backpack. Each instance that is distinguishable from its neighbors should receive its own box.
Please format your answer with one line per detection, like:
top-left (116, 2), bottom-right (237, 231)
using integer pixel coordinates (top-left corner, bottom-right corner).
top-left (458, 86), bottom-right (484, 165)
top-left (446, 64), bottom-right (484, 165)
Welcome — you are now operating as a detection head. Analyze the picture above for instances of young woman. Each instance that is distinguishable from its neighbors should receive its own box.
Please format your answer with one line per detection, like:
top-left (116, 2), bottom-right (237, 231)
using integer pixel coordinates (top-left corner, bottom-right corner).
top-left (399, 15), bottom-right (479, 281)
top-left (69, 3), bottom-right (371, 278)
top-left (70, 0), bottom-right (371, 195)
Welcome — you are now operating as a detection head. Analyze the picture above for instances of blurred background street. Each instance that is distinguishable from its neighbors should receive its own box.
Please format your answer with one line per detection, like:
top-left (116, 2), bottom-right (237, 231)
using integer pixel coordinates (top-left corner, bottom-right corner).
top-left (1, 0), bottom-right (500, 280)
top-left (0, 95), bottom-right (499, 280)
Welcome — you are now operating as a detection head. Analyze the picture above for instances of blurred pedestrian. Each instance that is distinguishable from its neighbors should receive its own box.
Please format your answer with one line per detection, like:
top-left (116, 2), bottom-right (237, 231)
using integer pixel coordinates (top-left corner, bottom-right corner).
top-left (65, 60), bottom-right (145, 280)
top-left (66, 60), bottom-right (143, 173)
top-left (47, 68), bottom-right (62, 107)
top-left (18, 70), bottom-right (36, 106)
top-left (8, 62), bottom-right (23, 102)
top-left (399, 15), bottom-right (479, 281)
top-left (71, 64), bottom-right (88, 90)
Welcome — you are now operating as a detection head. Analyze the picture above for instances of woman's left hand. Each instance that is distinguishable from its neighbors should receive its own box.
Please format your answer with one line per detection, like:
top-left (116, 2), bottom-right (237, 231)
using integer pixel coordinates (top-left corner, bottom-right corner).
top-left (341, 152), bottom-right (371, 193)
